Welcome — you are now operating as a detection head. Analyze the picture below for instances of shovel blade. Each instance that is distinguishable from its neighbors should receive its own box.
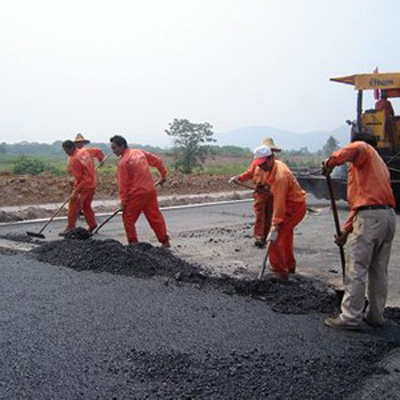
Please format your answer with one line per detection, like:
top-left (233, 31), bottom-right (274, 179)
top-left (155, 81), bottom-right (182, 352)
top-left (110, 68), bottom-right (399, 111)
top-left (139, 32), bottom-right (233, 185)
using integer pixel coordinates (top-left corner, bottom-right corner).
top-left (26, 231), bottom-right (45, 239)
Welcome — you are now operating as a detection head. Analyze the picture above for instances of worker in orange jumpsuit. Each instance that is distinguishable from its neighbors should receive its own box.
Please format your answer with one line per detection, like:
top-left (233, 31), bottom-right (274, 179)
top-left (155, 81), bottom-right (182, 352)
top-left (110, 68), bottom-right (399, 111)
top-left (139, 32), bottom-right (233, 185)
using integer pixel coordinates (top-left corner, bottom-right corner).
top-left (254, 145), bottom-right (307, 279)
top-left (375, 90), bottom-right (396, 147)
top-left (70, 133), bottom-right (106, 216)
top-left (60, 140), bottom-right (104, 236)
top-left (375, 90), bottom-right (395, 119)
top-left (229, 138), bottom-right (281, 247)
top-left (323, 133), bottom-right (396, 330)
top-left (110, 135), bottom-right (170, 248)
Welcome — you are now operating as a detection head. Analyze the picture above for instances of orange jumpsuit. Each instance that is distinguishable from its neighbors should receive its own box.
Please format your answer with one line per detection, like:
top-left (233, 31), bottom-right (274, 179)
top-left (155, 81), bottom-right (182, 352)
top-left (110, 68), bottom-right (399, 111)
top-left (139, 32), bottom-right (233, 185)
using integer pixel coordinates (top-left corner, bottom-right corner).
top-left (375, 98), bottom-right (396, 147)
top-left (117, 149), bottom-right (168, 244)
top-left (327, 141), bottom-right (395, 231)
top-left (68, 148), bottom-right (104, 230)
top-left (238, 164), bottom-right (273, 241)
top-left (265, 160), bottom-right (307, 278)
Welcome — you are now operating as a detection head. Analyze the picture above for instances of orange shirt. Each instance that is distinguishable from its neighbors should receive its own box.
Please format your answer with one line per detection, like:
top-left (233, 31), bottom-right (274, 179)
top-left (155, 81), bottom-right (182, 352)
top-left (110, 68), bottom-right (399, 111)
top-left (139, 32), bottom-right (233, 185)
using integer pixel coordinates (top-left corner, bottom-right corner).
top-left (117, 149), bottom-right (167, 205)
top-left (238, 164), bottom-right (270, 187)
top-left (264, 160), bottom-right (306, 225)
top-left (69, 148), bottom-right (98, 191)
top-left (375, 99), bottom-right (394, 119)
top-left (85, 148), bottom-right (105, 163)
top-left (67, 147), bottom-right (104, 176)
top-left (327, 141), bottom-right (395, 231)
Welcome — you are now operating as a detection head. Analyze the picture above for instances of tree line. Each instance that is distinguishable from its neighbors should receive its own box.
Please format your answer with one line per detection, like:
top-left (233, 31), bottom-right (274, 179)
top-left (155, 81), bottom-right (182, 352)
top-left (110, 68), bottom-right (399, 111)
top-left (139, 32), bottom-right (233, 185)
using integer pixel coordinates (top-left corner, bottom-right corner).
top-left (0, 119), bottom-right (340, 175)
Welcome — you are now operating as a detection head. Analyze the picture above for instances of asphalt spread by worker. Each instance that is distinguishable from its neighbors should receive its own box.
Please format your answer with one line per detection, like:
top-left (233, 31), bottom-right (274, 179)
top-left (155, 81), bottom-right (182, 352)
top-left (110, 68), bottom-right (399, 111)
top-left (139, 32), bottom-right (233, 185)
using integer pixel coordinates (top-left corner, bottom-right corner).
top-left (28, 237), bottom-right (349, 315)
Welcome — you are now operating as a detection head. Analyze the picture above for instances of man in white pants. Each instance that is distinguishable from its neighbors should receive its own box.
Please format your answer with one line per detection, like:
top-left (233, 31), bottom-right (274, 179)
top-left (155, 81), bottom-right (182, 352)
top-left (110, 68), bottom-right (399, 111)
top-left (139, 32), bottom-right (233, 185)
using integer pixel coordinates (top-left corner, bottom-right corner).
top-left (323, 133), bottom-right (396, 330)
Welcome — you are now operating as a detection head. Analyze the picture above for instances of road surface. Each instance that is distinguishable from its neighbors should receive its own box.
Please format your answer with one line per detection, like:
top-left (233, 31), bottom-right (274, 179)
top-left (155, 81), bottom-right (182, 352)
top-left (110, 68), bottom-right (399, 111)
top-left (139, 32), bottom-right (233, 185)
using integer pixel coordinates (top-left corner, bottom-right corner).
top-left (2, 198), bottom-right (400, 306)
top-left (1, 199), bottom-right (400, 398)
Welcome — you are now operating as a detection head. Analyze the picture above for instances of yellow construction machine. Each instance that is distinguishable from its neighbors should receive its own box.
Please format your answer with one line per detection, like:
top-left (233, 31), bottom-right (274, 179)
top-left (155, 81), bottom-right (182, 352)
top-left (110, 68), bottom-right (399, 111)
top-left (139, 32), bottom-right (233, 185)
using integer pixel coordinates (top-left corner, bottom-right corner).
top-left (298, 71), bottom-right (400, 210)
top-left (330, 72), bottom-right (400, 151)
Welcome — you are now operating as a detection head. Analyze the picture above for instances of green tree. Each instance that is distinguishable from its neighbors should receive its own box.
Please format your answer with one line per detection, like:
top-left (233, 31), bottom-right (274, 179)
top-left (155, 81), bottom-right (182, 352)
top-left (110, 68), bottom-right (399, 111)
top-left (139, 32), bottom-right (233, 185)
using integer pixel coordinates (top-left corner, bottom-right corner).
top-left (166, 118), bottom-right (216, 173)
top-left (322, 136), bottom-right (340, 156)
top-left (12, 156), bottom-right (52, 175)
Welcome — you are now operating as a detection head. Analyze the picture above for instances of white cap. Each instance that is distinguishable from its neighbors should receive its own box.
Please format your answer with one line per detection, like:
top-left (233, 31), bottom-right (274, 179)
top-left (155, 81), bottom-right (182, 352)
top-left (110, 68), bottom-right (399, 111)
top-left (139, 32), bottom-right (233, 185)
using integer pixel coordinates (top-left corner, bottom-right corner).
top-left (252, 145), bottom-right (272, 166)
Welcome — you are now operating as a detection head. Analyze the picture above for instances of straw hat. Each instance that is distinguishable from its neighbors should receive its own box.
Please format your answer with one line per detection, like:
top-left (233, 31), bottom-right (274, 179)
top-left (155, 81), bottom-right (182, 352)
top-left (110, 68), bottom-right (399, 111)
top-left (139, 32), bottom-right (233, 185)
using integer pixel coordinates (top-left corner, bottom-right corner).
top-left (74, 133), bottom-right (90, 144)
top-left (262, 137), bottom-right (281, 152)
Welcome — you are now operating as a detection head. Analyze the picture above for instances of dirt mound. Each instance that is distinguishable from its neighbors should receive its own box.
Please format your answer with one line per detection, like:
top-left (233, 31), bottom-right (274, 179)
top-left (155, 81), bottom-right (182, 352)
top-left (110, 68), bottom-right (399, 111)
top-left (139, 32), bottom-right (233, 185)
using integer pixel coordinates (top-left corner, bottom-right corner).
top-left (0, 171), bottom-right (241, 207)
top-left (31, 239), bottom-right (339, 315)
top-left (0, 211), bottom-right (22, 223)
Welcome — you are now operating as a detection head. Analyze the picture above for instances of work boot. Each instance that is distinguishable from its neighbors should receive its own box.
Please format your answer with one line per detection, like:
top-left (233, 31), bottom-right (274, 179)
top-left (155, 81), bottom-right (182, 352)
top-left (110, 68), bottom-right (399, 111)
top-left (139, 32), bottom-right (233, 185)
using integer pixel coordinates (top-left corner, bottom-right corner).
top-left (254, 239), bottom-right (266, 248)
top-left (58, 227), bottom-right (72, 237)
top-left (324, 316), bottom-right (361, 331)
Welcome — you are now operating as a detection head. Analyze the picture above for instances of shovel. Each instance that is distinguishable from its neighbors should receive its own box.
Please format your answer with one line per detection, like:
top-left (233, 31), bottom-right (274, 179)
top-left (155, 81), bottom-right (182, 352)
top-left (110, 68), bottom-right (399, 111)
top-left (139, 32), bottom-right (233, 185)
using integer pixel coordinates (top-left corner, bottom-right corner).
top-left (326, 174), bottom-right (346, 282)
top-left (258, 239), bottom-right (272, 279)
top-left (232, 180), bottom-right (270, 195)
top-left (26, 193), bottom-right (75, 239)
top-left (92, 208), bottom-right (122, 235)
top-left (231, 180), bottom-right (319, 213)
top-left (326, 174), bottom-right (346, 306)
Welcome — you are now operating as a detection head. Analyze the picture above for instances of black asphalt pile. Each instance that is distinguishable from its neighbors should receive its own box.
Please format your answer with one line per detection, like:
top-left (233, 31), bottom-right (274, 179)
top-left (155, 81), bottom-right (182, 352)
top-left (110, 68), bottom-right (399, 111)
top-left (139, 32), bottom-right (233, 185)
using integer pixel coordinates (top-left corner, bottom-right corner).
top-left (31, 239), bottom-right (340, 315)
top-left (106, 341), bottom-right (393, 399)
top-left (64, 227), bottom-right (93, 240)
top-left (206, 275), bottom-right (338, 314)
top-left (32, 239), bottom-right (202, 279)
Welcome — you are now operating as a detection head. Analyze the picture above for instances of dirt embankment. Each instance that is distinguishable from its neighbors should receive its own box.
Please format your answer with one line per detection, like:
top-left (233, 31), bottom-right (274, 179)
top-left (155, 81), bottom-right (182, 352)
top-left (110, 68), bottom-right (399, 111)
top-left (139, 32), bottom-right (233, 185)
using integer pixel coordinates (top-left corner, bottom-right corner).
top-left (0, 171), bottom-right (240, 208)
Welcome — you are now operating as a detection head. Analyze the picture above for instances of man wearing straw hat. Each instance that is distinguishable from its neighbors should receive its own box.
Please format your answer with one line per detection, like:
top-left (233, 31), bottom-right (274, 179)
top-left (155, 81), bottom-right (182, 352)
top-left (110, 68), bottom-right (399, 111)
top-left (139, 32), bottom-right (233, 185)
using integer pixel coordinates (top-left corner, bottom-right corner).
top-left (68, 133), bottom-right (105, 188)
top-left (229, 137), bottom-right (281, 247)
top-left (74, 133), bottom-right (90, 149)
top-left (60, 140), bottom-right (104, 236)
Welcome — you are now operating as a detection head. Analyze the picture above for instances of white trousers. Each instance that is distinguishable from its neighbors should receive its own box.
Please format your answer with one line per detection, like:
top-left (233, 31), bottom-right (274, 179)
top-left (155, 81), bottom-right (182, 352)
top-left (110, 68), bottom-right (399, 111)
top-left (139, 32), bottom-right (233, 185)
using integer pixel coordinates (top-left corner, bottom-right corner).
top-left (340, 208), bottom-right (396, 325)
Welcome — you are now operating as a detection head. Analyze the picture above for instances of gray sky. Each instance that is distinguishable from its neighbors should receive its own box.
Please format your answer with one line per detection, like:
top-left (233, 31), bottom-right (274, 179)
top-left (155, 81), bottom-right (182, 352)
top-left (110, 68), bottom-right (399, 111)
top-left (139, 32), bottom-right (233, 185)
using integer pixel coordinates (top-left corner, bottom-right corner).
top-left (0, 0), bottom-right (399, 145)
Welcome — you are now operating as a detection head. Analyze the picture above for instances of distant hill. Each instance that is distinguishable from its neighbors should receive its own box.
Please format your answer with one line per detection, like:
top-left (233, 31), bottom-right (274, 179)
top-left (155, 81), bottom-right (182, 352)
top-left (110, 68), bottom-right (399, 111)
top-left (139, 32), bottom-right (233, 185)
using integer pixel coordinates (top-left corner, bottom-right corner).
top-left (215, 125), bottom-right (350, 151)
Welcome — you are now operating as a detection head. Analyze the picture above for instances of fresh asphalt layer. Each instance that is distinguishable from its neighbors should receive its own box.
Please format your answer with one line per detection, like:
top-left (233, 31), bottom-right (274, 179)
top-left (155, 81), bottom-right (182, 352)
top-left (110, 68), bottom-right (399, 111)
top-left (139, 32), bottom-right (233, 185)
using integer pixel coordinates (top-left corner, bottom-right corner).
top-left (1, 199), bottom-right (400, 398)
top-left (0, 254), bottom-right (400, 399)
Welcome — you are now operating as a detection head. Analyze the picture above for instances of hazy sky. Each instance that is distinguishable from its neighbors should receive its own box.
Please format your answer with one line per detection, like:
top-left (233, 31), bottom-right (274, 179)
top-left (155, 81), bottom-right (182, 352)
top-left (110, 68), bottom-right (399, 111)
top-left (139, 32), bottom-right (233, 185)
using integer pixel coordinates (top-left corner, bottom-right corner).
top-left (1, 0), bottom-right (399, 145)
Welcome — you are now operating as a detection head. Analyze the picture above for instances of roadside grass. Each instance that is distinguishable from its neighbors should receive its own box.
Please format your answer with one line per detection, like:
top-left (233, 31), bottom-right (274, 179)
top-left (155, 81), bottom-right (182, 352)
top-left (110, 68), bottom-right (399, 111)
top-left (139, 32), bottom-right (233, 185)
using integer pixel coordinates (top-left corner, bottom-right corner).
top-left (0, 153), bottom-right (323, 176)
top-left (196, 161), bottom-right (250, 176)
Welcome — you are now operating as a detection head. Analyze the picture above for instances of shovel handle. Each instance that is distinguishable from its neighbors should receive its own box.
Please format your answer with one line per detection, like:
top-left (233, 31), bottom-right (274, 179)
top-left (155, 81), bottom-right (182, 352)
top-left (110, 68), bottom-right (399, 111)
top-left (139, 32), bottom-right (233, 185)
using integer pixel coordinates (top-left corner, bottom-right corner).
top-left (232, 180), bottom-right (270, 195)
top-left (258, 240), bottom-right (272, 279)
top-left (93, 209), bottom-right (122, 234)
top-left (326, 174), bottom-right (346, 281)
top-left (36, 193), bottom-right (73, 235)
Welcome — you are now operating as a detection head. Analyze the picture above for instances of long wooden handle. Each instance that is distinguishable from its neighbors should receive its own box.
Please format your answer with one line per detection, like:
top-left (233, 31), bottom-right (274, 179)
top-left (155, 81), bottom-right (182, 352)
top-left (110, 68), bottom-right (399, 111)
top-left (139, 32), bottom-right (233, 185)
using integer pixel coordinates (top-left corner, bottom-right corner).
top-left (37, 195), bottom-right (72, 235)
top-left (259, 240), bottom-right (272, 279)
top-left (233, 180), bottom-right (270, 195)
top-left (326, 175), bottom-right (346, 281)
top-left (93, 209), bottom-right (121, 234)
